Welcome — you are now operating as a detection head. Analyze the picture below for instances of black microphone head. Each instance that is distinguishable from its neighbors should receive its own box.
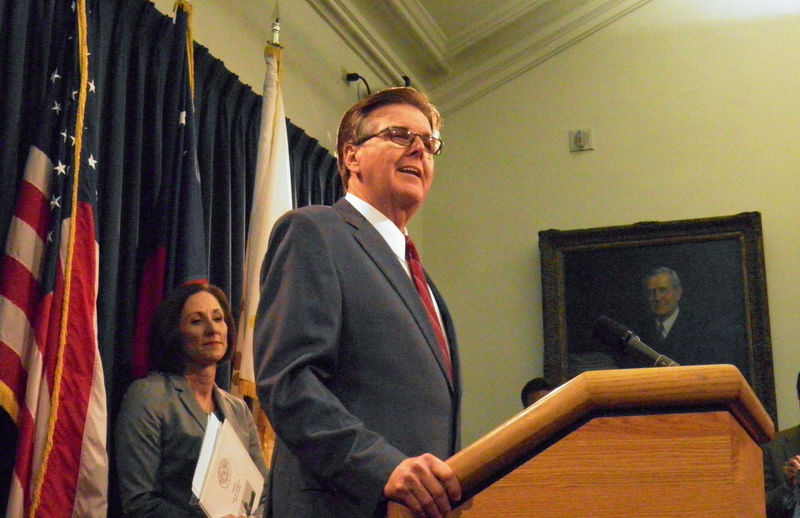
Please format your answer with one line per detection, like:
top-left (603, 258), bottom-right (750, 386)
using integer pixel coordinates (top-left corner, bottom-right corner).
top-left (591, 316), bottom-right (632, 348)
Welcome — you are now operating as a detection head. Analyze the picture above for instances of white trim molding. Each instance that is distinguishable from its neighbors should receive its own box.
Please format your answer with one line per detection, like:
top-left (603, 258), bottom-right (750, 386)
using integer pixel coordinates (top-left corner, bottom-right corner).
top-left (308, 0), bottom-right (654, 114)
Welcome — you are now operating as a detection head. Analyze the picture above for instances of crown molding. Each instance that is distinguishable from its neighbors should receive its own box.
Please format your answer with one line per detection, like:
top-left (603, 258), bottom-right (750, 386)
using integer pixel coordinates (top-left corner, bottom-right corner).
top-left (305, 0), bottom-right (416, 87)
top-left (308, 0), bottom-right (654, 114)
top-left (433, 0), bottom-right (655, 113)
top-left (446, 0), bottom-right (550, 58)
top-left (384, 0), bottom-right (449, 72)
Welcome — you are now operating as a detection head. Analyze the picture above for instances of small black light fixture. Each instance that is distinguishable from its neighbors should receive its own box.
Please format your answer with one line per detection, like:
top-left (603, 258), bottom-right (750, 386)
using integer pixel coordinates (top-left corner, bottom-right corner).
top-left (345, 73), bottom-right (371, 95)
top-left (345, 73), bottom-right (413, 96)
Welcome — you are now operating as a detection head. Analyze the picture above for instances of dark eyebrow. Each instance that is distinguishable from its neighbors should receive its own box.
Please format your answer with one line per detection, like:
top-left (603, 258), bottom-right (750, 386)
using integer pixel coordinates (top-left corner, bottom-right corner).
top-left (182, 308), bottom-right (224, 320)
top-left (392, 126), bottom-right (433, 137)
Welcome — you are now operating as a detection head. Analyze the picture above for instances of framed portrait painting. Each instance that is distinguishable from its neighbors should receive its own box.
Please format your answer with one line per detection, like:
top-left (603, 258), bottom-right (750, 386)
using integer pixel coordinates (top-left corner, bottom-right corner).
top-left (539, 212), bottom-right (776, 424)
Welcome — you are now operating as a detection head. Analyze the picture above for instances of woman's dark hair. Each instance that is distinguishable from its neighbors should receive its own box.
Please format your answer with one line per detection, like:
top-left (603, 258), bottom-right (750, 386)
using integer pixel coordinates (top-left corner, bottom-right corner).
top-left (148, 283), bottom-right (236, 374)
top-left (520, 377), bottom-right (553, 407)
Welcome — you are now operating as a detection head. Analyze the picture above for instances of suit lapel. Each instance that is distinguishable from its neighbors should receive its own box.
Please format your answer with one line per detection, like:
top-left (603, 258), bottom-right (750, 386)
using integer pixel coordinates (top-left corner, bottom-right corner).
top-left (428, 277), bottom-right (460, 394)
top-left (213, 386), bottom-right (236, 421)
top-left (334, 199), bottom-right (455, 393)
top-left (169, 373), bottom-right (208, 430)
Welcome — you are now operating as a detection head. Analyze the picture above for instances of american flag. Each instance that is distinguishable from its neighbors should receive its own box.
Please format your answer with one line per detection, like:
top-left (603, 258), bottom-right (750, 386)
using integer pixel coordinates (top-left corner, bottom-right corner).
top-left (130, 1), bottom-right (208, 379)
top-left (0, 1), bottom-right (108, 516)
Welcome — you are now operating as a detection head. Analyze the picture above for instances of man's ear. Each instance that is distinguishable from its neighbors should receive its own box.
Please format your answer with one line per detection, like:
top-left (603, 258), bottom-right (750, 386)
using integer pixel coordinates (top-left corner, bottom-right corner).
top-left (342, 143), bottom-right (360, 174)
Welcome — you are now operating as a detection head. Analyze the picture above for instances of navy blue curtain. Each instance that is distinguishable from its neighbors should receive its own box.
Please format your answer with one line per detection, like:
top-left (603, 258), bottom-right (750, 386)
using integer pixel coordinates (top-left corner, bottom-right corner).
top-left (0, 0), bottom-right (343, 513)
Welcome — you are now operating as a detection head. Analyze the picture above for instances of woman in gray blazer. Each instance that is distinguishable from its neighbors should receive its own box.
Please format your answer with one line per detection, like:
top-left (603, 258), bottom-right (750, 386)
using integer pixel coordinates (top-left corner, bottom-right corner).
top-left (115, 284), bottom-right (268, 517)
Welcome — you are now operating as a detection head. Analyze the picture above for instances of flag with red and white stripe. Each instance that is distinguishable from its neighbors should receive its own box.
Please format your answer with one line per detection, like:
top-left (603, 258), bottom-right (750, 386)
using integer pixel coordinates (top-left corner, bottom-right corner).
top-left (0, 1), bottom-right (108, 516)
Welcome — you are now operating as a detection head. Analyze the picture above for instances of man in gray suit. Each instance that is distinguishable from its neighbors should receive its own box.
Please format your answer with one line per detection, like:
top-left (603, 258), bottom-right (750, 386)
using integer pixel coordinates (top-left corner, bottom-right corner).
top-left (254, 87), bottom-right (461, 518)
top-left (763, 372), bottom-right (800, 518)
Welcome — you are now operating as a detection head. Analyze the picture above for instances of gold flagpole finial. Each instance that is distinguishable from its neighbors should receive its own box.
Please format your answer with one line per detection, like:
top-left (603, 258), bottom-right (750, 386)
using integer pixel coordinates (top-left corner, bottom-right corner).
top-left (264, 2), bottom-right (282, 68)
top-left (270, 17), bottom-right (280, 47)
top-left (269, 1), bottom-right (281, 48)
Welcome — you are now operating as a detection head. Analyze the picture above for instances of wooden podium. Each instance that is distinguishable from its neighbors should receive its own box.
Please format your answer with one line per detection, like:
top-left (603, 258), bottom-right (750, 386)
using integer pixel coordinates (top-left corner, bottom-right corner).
top-left (388, 364), bottom-right (775, 518)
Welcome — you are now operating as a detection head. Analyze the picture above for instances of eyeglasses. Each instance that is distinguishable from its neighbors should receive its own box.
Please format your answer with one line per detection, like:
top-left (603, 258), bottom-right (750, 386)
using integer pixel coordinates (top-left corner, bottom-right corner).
top-left (355, 126), bottom-right (443, 156)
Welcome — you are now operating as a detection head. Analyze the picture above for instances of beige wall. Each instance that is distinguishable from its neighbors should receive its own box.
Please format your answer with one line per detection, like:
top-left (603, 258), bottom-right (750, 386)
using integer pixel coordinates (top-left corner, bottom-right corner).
top-left (153, 0), bottom-right (800, 445)
top-left (427, 1), bottom-right (800, 443)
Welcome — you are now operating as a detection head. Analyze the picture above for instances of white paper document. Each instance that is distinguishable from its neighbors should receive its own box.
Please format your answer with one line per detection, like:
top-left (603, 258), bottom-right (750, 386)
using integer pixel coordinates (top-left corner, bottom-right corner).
top-left (192, 413), bottom-right (264, 517)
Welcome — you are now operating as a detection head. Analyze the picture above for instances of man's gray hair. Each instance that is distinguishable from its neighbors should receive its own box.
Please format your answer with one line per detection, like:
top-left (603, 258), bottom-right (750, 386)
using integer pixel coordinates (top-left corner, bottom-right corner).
top-left (643, 266), bottom-right (682, 290)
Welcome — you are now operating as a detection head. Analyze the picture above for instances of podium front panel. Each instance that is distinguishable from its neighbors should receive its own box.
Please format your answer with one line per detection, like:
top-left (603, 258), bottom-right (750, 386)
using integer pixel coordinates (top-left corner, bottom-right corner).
top-left (460, 410), bottom-right (764, 517)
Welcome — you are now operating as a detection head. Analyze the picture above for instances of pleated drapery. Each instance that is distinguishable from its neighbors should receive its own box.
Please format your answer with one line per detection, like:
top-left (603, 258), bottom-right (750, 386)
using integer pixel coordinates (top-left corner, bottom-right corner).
top-left (0, 0), bottom-right (343, 513)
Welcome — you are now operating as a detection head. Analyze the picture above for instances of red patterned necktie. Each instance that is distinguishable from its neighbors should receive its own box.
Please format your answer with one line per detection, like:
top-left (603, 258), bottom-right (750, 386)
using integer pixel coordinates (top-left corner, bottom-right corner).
top-left (405, 236), bottom-right (452, 380)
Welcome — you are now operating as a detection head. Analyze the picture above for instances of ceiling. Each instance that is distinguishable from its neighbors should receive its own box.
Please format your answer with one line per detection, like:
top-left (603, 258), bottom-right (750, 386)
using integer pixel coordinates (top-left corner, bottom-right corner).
top-left (307, 0), bottom-right (655, 113)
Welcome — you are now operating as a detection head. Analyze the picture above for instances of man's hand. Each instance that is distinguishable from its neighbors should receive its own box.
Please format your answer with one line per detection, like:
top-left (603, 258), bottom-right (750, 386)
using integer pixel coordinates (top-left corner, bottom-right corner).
top-left (782, 455), bottom-right (800, 488)
top-left (384, 454), bottom-right (462, 518)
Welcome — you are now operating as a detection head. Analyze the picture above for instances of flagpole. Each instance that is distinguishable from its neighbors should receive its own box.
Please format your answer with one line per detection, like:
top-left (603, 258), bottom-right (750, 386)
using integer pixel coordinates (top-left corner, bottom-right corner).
top-left (234, 0), bottom-right (290, 465)
top-left (30, 0), bottom-right (93, 510)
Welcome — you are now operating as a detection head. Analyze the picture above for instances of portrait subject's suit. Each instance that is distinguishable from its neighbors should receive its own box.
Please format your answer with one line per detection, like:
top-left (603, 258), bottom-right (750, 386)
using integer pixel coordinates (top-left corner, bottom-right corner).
top-left (254, 199), bottom-right (461, 518)
top-left (630, 309), bottom-right (746, 371)
top-left (636, 310), bottom-right (702, 364)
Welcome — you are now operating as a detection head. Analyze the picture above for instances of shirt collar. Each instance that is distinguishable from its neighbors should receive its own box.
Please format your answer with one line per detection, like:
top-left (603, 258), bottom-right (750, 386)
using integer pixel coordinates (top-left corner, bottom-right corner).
top-left (345, 192), bottom-right (407, 263)
top-left (658, 307), bottom-right (680, 334)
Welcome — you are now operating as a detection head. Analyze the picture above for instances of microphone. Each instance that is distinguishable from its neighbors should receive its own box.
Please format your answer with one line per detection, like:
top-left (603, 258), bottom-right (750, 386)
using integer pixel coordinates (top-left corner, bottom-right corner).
top-left (592, 315), bottom-right (680, 367)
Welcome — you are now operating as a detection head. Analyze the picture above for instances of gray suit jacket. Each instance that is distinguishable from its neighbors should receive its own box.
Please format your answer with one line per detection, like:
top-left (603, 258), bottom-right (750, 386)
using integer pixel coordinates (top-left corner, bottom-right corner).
top-left (763, 424), bottom-right (800, 518)
top-left (114, 372), bottom-right (269, 517)
top-left (254, 199), bottom-right (461, 517)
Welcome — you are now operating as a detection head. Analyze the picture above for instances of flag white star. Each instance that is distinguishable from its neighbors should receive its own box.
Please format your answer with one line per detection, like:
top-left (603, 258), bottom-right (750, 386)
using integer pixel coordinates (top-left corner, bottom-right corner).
top-left (50, 195), bottom-right (62, 210)
top-left (60, 130), bottom-right (68, 142)
top-left (51, 69), bottom-right (61, 83)
top-left (87, 154), bottom-right (97, 169)
top-left (54, 161), bottom-right (68, 175)
top-left (52, 100), bottom-right (61, 114)
top-left (179, 111), bottom-right (186, 126)
top-left (88, 79), bottom-right (95, 93)
top-left (47, 231), bottom-right (54, 243)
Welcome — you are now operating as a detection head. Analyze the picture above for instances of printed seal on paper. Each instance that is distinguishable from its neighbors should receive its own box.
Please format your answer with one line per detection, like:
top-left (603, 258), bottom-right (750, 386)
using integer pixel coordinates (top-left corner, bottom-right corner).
top-left (217, 458), bottom-right (232, 488)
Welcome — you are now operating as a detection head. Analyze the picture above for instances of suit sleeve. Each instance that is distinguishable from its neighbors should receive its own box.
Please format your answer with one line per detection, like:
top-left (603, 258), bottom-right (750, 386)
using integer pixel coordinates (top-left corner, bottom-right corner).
top-left (254, 210), bottom-right (406, 515)
top-left (763, 439), bottom-right (794, 518)
top-left (114, 381), bottom-right (198, 518)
